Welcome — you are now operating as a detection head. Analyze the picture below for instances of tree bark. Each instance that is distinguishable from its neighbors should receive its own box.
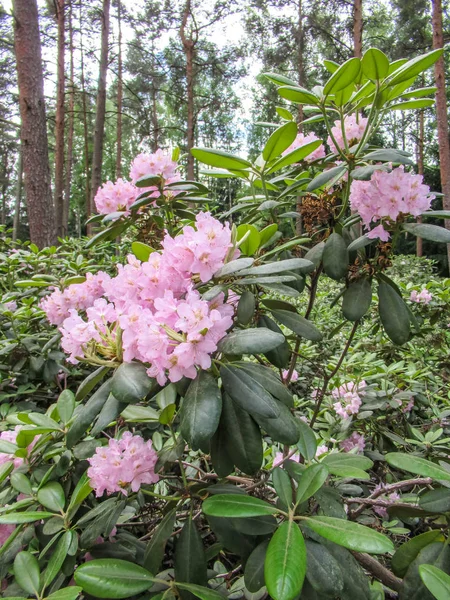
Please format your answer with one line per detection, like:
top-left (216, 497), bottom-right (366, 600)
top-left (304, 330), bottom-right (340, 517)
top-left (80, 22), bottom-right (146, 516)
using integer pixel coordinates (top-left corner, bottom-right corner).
top-left (297, 0), bottom-right (304, 128)
top-left (12, 0), bottom-right (56, 248)
top-left (64, 0), bottom-right (75, 236)
top-left (79, 0), bottom-right (91, 232)
top-left (180, 0), bottom-right (197, 180)
top-left (89, 0), bottom-right (110, 230)
top-left (416, 109), bottom-right (424, 257)
top-left (13, 142), bottom-right (23, 242)
top-left (115, 0), bottom-right (122, 179)
top-left (432, 0), bottom-right (450, 271)
top-left (54, 0), bottom-right (65, 238)
top-left (353, 0), bottom-right (363, 58)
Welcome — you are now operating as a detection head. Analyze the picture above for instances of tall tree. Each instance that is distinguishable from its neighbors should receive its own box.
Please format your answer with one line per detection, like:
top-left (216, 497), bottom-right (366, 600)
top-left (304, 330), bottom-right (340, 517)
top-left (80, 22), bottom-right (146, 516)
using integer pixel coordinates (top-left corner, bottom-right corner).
top-left (54, 0), bottom-right (66, 237)
top-left (12, 0), bottom-right (56, 248)
top-left (115, 0), bottom-right (123, 178)
top-left (89, 0), bottom-right (111, 230)
top-left (64, 0), bottom-right (75, 234)
top-left (432, 0), bottom-right (450, 270)
top-left (353, 0), bottom-right (363, 58)
top-left (180, 0), bottom-right (197, 180)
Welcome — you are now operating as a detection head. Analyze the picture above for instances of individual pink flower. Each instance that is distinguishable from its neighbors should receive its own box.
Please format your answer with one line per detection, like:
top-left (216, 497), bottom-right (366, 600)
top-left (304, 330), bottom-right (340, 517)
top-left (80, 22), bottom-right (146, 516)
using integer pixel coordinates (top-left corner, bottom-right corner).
top-left (372, 484), bottom-right (401, 518)
top-left (273, 451), bottom-right (300, 467)
top-left (87, 432), bottom-right (159, 497)
top-left (282, 369), bottom-right (299, 382)
top-left (94, 179), bottom-right (138, 216)
top-left (0, 427), bottom-right (39, 470)
top-left (283, 132), bottom-right (325, 162)
top-left (340, 432), bottom-right (366, 453)
top-left (410, 289), bottom-right (432, 304)
top-left (0, 524), bottom-right (15, 546)
top-left (315, 444), bottom-right (328, 458)
top-left (328, 115), bottom-right (368, 153)
top-left (367, 224), bottom-right (390, 241)
top-left (332, 381), bottom-right (366, 419)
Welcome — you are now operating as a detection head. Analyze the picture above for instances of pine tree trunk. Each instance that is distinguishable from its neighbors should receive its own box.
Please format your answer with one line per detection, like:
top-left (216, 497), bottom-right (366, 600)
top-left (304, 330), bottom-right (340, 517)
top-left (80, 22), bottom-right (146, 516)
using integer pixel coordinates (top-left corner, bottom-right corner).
top-left (89, 0), bottom-right (110, 227)
top-left (79, 2), bottom-right (91, 232)
top-left (432, 0), bottom-right (450, 271)
top-left (12, 0), bottom-right (56, 248)
top-left (416, 109), bottom-right (424, 257)
top-left (54, 0), bottom-right (65, 238)
top-left (353, 0), bottom-right (363, 58)
top-left (12, 142), bottom-right (23, 242)
top-left (296, 0), bottom-right (304, 237)
top-left (180, 0), bottom-right (196, 180)
top-left (64, 0), bottom-right (75, 236)
top-left (115, 0), bottom-right (122, 179)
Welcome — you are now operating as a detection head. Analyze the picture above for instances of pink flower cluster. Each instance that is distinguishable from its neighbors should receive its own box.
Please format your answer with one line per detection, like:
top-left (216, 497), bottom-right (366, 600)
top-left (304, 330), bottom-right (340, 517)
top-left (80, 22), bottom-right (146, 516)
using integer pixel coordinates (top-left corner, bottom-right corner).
top-left (350, 166), bottom-right (434, 240)
top-left (0, 427), bottom-right (39, 469)
top-left (87, 432), bottom-right (159, 496)
top-left (410, 289), bottom-right (432, 304)
top-left (283, 132), bottom-right (325, 162)
top-left (94, 179), bottom-right (138, 215)
top-left (273, 444), bottom-right (327, 467)
top-left (281, 368), bottom-right (299, 382)
top-left (340, 432), bottom-right (365, 453)
top-left (332, 381), bottom-right (366, 419)
top-left (328, 115), bottom-right (368, 153)
top-left (42, 213), bottom-right (236, 385)
top-left (372, 483), bottom-right (401, 518)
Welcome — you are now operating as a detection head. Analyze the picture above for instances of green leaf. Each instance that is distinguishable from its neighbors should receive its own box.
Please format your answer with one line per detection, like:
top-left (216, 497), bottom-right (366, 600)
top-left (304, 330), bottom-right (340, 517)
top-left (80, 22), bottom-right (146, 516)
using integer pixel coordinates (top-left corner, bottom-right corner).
top-left (75, 366), bottom-right (110, 402)
top-left (260, 223), bottom-right (279, 246)
top-left (91, 393), bottom-right (123, 436)
top-left (419, 565), bottom-right (450, 600)
top-left (239, 258), bottom-right (314, 276)
top-left (245, 540), bottom-right (269, 592)
top-left (362, 48), bottom-right (390, 80)
top-left (14, 551), bottom-right (41, 596)
top-left (386, 48), bottom-right (443, 87)
top-left (0, 511), bottom-right (55, 524)
top-left (174, 583), bottom-right (224, 600)
top-left (297, 420), bottom-right (318, 461)
top-left (392, 531), bottom-right (444, 577)
top-left (267, 141), bottom-right (322, 174)
top-left (263, 121), bottom-right (298, 162)
top-left (67, 379), bottom-right (113, 448)
top-left (191, 148), bottom-right (252, 170)
top-left (277, 85), bottom-right (319, 105)
top-left (175, 518), bottom-right (207, 600)
top-left (214, 257), bottom-right (254, 278)
top-left (389, 99), bottom-right (435, 111)
top-left (10, 473), bottom-right (33, 496)
top-left (323, 233), bottom-right (349, 281)
top-left (234, 362), bottom-right (293, 407)
top-left (271, 309), bottom-right (322, 342)
top-left (305, 540), bottom-right (344, 597)
top-left (421, 210), bottom-right (450, 219)
top-left (400, 86), bottom-right (437, 100)
top-left (400, 542), bottom-right (449, 600)
top-left (307, 165), bottom-right (347, 191)
top-left (220, 365), bottom-right (281, 419)
top-left (111, 363), bottom-right (156, 404)
top-left (386, 453), bottom-right (450, 480)
top-left (236, 291), bottom-right (255, 325)
top-left (419, 489), bottom-right (450, 513)
top-left (378, 282), bottom-right (411, 345)
top-left (265, 521), bottom-right (306, 600)
top-left (144, 509), bottom-right (176, 574)
top-left (135, 174), bottom-right (162, 187)
top-left (324, 57), bottom-right (361, 96)
top-left (363, 149), bottom-right (413, 165)
top-left (296, 464), bottom-right (329, 504)
top-left (402, 223), bottom-right (450, 244)
top-left (218, 328), bottom-right (284, 355)
top-left (347, 234), bottom-right (375, 251)
top-left (342, 279), bottom-right (372, 321)
top-left (45, 588), bottom-right (83, 600)
top-left (273, 467), bottom-right (294, 510)
top-left (254, 402), bottom-right (300, 445)
top-left (237, 224), bottom-right (261, 256)
top-left (276, 106), bottom-right (294, 120)
top-left (131, 241), bottom-right (154, 261)
top-left (74, 559), bottom-right (155, 599)
top-left (322, 453), bottom-right (373, 471)
top-left (57, 390), bottom-right (75, 424)
top-left (43, 530), bottom-right (73, 588)
top-left (180, 371), bottom-right (222, 450)
top-left (303, 516), bottom-right (394, 554)
top-left (257, 316), bottom-right (291, 369)
top-left (85, 223), bottom-right (127, 249)
top-left (37, 481), bottom-right (65, 513)
top-left (203, 495), bottom-right (279, 518)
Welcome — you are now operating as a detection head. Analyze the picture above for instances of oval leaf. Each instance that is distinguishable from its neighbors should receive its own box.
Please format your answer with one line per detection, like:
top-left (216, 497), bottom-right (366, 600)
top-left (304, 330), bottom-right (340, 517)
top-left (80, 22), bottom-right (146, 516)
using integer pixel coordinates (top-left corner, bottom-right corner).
top-left (265, 521), bottom-right (306, 600)
top-left (203, 494), bottom-right (279, 518)
top-left (386, 453), bottom-right (450, 481)
top-left (74, 559), bottom-right (155, 599)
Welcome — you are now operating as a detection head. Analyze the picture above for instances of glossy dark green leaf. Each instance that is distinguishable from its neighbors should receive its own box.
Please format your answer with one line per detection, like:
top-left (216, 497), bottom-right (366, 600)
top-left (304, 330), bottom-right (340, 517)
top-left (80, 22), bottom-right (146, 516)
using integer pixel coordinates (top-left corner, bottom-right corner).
top-left (234, 362), bottom-right (293, 407)
top-left (111, 363), bottom-right (156, 404)
top-left (402, 223), bottom-right (450, 244)
top-left (0, 511), bottom-right (55, 524)
top-left (75, 366), bottom-right (110, 402)
top-left (43, 530), bottom-right (73, 588)
top-left (203, 495), bottom-right (279, 518)
top-left (361, 48), bottom-right (389, 80)
top-left (135, 174), bottom-right (162, 187)
top-left (386, 453), bottom-right (450, 480)
top-left (220, 365), bottom-right (281, 419)
top-left (91, 393), bottom-right (123, 436)
top-left (392, 531), bottom-right (444, 577)
top-left (46, 587), bottom-right (83, 600)
top-left (265, 521), bottom-right (306, 600)
top-left (303, 516), bottom-right (394, 554)
top-left (296, 464), bottom-right (329, 504)
top-left (271, 309), bottom-right (323, 342)
top-left (257, 315), bottom-right (291, 368)
top-left (297, 420), bottom-right (318, 461)
top-left (180, 371), bottom-right (222, 450)
top-left (254, 402), bottom-right (300, 445)
top-left (378, 282), bottom-right (410, 345)
top-left (400, 542), bottom-right (449, 600)
top-left (263, 121), bottom-right (298, 161)
top-left (233, 514), bottom-right (278, 536)
top-left (307, 165), bottom-right (347, 192)
top-left (74, 559), bottom-right (155, 599)
top-left (324, 57), bottom-right (361, 96)
top-left (214, 257), bottom-right (254, 278)
top-left (239, 258), bottom-right (314, 276)
top-left (273, 467), bottom-right (293, 510)
top-left (419, 565), bottom-right (450, 600)
top-left (237, 291), bottom-right (255, 325)
top-left (175, 518), bottom-right (207, 600)
top-left (267, 141), bottom-right (323, 174)
top-left (305, 540), bottom-right (344, 597)
top-left (14, 551), bottom-right (41, 596)
top-left (191, 148), bottom-right (252, 170)
top-left (144, 509), bottom-right (176, 574)
top-left (57, 390), bottom-right (75, 424)
top-left (37, 481), bottom-right (65, 512)
top-left (245, 540), bottom-right (269, 592)
top-left (322, 233), bottom-right (349, 281)
top-left (175, 583), bottom-right (224, 600)
top-left (363, 149), bottom-right (413, 165)
top-left (346, 234), bottom-right (375, 251)
top-left (342, 279), bottom-right (372, 321)
top-left (419, 489), bottom-right (450, 513)
top-left (67, 379), bottom-right (113, 448)
top-left (321, 541), bottom-right (371, 599)
top-left (218, 328), bottom-right (284, 356)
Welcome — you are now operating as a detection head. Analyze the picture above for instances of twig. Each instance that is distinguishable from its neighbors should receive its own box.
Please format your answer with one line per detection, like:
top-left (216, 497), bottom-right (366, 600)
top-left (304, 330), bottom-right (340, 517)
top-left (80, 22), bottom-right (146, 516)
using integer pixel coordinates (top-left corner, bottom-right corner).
top-left (352, 552), bottom-right (402, 592)
top-left (351, 478), bottom-right (433, 518)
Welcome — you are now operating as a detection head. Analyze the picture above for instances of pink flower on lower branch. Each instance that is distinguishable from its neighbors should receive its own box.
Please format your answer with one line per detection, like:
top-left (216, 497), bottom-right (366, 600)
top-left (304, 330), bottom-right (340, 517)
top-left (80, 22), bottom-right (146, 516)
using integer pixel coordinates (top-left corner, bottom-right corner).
top-left (410, 289), bottom-right (432, 304)
top-left (372, 484), bottom-right (401, 519)
top-left (332, 381), bottom-right (366, 419)
top-left (282, 369), bottom-right (299, 382)
top-left (87, 432), bottom-right (159, 497)
top-left (340, 432), bottom-right (365, 453)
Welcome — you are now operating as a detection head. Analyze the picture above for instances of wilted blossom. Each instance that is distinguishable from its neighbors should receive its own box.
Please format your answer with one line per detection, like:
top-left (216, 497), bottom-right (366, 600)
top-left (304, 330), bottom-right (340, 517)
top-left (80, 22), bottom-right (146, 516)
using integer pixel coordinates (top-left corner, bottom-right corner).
top-left (0, 524), bottom-right (15, 546)
top-left (340, 432), bottom-right (365, 453)
top-left (282, 368), bottom-right (299, 382)
top-left (328, 115), bottom-right (368, 153)
top-left (283, 132), bottom-right (326, 162)
top-left (372, 483), bottom-right (401, 519)
top-left (87, 432), bottom-right (159, 497)
top-left (42, 213), bottom-right (236, 385)
top-left (350, 166), bottom-right (434, 241)
top-left (410, 289), bottom-right (432, 305)
top-left (0, 427), bottom-right (39, 469)
top-left (94, 178), bottom-right (138, 216)
top-left (332, 381), bottom-right (366, 419)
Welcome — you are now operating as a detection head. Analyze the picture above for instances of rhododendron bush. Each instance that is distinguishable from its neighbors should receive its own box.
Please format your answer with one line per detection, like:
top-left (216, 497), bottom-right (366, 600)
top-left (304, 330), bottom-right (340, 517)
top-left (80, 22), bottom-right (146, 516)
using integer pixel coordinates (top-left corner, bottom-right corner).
top-left (2, 47), bottom-right (450, 600)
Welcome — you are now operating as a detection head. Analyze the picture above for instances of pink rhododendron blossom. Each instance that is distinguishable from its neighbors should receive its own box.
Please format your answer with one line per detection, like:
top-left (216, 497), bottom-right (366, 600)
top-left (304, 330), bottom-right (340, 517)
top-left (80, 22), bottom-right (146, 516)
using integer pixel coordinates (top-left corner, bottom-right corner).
top-left (3, 301), bottom-right (17, 312)
top-left (316, 444), bottom-right (328, 458)
top-left (129, 149), bottom-right (181, 201)
top-left (282, 369), bottom-right (299, 382)
top-left (0, 427), bottom-right (39, 469)
top-left (332, 381), bottom-right (366, 419)
top-left (340, 432), bottom-right (365, 453)
top-left (328, 115), bottom-right (368, 153)
top-left (87, 432), bottom-right (159, 497)
top-left (366, 224), bottom-right (390, 241)
top-left (274, 452), bottom-right (300, 467)
top-left (372, 484), bottom-right (401, 518)
top-left (94, 179), bottom-right (138, 216)
top-left (0, 524), bottom-right (15, 546)
top-left (283, 132), bottom-right (325, 162)
top-left (350, 167), bottom-right (434, 239)
top-left (410, 289), bottom-right (432, 304)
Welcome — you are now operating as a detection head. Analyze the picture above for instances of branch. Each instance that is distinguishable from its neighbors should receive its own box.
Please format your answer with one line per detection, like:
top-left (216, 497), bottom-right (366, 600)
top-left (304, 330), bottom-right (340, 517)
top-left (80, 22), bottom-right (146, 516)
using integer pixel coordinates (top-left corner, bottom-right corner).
top-left (351, 478), bottom-right (433, 518)
top-left (352, 552), bottom-right (402, 592)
